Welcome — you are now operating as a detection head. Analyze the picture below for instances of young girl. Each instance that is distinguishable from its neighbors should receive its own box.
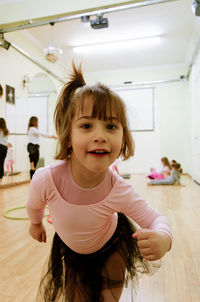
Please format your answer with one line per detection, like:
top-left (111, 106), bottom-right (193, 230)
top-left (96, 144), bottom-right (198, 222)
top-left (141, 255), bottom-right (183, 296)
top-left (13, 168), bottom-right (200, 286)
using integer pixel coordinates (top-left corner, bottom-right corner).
top-left (5, 142), bottom-right (14, 175)
top-left (26, 64), bottom-right (172, 302)
top-left (0, 118), bottom-right (9, 183)
top-left (147, 162), bottom-right (182, 185)
top-left (27, 116), bottom-right (57, 179)
top-left (147, 157), bottom-right (171, 180)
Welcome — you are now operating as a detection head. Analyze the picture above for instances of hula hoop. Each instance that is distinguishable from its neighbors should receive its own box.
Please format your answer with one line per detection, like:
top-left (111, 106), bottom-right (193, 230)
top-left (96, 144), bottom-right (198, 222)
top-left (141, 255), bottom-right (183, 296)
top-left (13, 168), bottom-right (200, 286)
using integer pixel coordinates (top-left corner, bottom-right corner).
top-left (2, 206), bottom-right (49, 221)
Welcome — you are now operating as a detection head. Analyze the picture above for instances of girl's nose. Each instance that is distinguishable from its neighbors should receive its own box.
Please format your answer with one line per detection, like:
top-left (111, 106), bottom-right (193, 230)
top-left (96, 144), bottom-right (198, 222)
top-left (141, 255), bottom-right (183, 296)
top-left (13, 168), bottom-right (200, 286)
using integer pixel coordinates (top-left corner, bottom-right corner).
top-left (93, 137), bottom-right (106, 143)
top-left (93, 130), bottom-right (107, 143)
top-left (94, 137), bottom-right (106, 143)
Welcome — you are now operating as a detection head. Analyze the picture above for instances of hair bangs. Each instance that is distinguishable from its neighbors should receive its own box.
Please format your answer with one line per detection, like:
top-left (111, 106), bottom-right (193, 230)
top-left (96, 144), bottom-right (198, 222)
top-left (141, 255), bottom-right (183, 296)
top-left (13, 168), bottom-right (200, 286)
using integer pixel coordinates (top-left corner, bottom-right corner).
top-left (76, 85), bottom-right (125, 124)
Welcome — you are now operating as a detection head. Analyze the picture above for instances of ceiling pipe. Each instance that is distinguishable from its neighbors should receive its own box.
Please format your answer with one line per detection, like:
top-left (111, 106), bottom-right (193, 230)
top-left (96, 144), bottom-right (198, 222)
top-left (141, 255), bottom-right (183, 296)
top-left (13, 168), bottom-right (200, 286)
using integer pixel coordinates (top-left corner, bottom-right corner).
top-left (0, 0), bottom-right (177, 34)
top-left (110, 77), bottom-right (185, 89)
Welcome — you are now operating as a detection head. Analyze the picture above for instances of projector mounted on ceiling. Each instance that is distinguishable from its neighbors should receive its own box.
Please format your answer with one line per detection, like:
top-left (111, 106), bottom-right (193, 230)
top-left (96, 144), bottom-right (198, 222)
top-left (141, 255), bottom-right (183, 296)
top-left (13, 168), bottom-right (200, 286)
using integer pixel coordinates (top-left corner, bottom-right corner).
top-left (90, 15), bottom-right (108, 29)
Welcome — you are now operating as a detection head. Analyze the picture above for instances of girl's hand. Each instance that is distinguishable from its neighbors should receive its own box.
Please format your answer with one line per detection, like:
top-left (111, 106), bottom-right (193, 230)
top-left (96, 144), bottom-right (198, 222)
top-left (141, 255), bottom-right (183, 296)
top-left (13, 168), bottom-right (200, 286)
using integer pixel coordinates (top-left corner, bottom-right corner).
top-left (132, 229), bottom-right (171, 261)
top-left (29, 222), bottom-right (47, 243)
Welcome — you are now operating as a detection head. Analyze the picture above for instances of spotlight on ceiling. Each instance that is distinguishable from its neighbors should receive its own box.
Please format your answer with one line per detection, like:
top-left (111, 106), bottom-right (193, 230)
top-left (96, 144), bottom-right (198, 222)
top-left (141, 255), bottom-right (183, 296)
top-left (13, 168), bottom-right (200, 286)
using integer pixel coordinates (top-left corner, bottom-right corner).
top-left (90, 14), bottom-right (108, 29)
top-left (0, 34), bottom-right (11, 50)
top-left (192, 0), bottom-right (200, 16)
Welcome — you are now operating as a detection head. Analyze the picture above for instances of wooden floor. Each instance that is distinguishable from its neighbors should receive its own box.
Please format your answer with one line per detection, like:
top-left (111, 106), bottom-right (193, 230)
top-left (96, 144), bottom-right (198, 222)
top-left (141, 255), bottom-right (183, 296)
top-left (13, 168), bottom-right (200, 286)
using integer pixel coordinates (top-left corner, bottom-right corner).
top-left (0, 174), bottom-right (200, 302)
top-left (0, 171), bottom-right (30, 188)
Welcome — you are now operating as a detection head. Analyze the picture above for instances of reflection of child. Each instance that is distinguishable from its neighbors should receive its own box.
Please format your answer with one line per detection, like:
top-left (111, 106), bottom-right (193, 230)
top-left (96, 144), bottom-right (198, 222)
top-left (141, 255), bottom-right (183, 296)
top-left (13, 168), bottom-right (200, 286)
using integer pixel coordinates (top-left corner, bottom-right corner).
top-left (26, 64), bottom-right (172, 302)
top-left (147, 157), bottom-right (171, 180)
top-left (147, 162), bottom-right (182, 185)
top-left (5, 143), bottom-right (14, 175)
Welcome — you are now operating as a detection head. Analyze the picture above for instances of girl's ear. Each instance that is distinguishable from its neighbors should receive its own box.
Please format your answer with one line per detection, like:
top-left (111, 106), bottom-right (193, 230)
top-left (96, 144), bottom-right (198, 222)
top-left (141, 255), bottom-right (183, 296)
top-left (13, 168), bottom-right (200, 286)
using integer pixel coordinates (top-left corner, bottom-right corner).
top-left (67, 138), bottom-right (71, 148)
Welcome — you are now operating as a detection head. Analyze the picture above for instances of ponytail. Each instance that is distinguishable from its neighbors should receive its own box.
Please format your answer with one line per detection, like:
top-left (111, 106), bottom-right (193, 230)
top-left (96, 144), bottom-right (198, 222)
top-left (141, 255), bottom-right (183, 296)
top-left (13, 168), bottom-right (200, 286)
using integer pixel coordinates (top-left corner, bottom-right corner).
top-left (54, 62), bottom-right (86, 159)
top-left (54, 62), bottom-right (86, 136)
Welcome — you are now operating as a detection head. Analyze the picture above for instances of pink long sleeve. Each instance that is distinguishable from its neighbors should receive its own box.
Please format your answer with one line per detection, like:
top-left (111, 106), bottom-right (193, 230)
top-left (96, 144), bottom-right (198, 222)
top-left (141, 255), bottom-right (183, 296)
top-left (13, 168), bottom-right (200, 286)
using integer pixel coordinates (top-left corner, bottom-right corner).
top-left (26, 162), bottom-right (172, 254)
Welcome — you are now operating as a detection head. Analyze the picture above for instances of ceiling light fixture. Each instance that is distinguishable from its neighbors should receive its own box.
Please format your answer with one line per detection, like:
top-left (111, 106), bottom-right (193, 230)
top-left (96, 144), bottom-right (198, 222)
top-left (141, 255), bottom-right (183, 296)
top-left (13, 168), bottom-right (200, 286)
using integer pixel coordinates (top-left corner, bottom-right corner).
top-left (73, 36), bottom-right (161, 54)
top-left (43, 22), bottom-right (63, 63)
top-left (43, 45), bottom-right (63, 63)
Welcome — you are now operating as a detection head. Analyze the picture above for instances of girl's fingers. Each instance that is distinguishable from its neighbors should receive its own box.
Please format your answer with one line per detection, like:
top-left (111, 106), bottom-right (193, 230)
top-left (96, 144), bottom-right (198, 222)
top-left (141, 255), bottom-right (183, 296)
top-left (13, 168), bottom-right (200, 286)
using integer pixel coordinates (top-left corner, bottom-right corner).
top-left (139, 247), bottom-right (152, 256)
top-left (137, 240), bottom-right (150, 249)
top-left (133, 229), bottom-right (152, 240)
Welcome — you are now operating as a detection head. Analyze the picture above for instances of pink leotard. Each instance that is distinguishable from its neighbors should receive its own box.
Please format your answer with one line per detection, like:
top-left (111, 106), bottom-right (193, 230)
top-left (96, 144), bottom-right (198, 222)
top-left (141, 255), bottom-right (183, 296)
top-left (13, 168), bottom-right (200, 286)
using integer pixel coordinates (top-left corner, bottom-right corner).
top-left (26, 160), bottom-right (172, 254)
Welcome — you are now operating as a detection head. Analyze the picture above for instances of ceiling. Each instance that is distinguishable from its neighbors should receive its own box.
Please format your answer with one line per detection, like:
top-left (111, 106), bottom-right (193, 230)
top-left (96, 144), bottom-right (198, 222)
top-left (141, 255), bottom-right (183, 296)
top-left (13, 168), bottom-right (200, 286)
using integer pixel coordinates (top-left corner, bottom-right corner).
top-left (3, 0), bottom-right (200, 73)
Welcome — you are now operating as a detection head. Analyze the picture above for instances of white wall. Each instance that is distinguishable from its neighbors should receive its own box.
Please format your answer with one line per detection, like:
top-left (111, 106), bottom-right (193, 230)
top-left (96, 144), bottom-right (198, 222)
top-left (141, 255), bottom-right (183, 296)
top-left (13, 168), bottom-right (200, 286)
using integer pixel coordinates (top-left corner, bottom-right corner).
top-left (190, 49), bottom-right (200, 183)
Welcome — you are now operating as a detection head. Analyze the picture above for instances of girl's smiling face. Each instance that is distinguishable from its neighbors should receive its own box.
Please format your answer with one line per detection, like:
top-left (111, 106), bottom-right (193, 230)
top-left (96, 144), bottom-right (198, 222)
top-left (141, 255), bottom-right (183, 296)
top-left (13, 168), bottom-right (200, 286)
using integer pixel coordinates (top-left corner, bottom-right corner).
top-left (69, 97), bottom-right (124, 186)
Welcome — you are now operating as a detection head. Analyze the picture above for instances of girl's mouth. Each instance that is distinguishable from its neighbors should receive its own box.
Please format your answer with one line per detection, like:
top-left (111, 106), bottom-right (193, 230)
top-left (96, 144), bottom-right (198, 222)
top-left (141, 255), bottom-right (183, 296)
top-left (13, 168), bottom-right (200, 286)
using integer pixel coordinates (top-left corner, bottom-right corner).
top-left (88, 149), bottom-right (109, 157)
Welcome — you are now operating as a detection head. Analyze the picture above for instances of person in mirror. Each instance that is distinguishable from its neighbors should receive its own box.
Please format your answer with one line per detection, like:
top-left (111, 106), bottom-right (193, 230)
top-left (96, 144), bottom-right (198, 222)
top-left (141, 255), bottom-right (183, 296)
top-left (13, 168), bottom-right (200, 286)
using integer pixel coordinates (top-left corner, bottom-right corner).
top-left (26, 64), bottom-right (172, 302)
top-left (0, 118), bottom-right (9, 183)
top-left (146, 162), bottom-right (183, 185)
top-left (27, 116), bottom-right (57, 179)
top-left (5, 142), bottom-right (14, 176)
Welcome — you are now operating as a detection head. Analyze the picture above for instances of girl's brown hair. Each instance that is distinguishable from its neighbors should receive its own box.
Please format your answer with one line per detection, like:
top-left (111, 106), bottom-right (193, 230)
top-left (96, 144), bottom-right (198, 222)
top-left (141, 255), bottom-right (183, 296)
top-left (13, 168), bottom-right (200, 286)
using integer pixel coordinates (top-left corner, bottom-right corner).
top-left (172, 162), bottom-right (183, 173)
top-left (0, 118), bottom-right (9, 136)
top-left (161, 157), bottom-right (171, 169)
top-left (54, 63), bottom-right (134, 160)
top-left (28, 116), bottom-right (38, 131)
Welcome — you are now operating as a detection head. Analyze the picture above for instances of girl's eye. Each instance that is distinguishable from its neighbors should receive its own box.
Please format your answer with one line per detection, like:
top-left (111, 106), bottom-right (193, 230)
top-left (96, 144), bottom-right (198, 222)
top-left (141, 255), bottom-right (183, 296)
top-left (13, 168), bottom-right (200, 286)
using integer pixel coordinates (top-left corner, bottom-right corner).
top-left (81, 123), bottom-right (91, 129)
top-left (107, 124), bottom-right (117, 130)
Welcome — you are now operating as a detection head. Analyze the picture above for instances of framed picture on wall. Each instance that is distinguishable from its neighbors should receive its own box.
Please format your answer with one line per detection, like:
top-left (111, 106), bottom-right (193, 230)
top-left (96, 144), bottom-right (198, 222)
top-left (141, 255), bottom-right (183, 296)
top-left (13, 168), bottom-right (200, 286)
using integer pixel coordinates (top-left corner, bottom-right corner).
top-left (6, 85), bottom-right (15, 105)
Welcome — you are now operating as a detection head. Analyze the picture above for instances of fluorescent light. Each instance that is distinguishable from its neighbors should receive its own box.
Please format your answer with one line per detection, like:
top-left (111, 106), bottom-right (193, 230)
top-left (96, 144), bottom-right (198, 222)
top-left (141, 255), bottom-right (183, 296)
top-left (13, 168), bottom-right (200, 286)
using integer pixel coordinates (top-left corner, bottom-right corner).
top-left (73, 36), bottom-right (161, 54)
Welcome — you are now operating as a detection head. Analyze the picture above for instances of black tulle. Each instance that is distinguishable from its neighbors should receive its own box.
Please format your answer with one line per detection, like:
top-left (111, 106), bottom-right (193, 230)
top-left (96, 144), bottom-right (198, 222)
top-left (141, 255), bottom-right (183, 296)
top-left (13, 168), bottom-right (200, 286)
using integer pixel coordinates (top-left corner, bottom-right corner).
top-left (38, 213), bottom-right (150, 302)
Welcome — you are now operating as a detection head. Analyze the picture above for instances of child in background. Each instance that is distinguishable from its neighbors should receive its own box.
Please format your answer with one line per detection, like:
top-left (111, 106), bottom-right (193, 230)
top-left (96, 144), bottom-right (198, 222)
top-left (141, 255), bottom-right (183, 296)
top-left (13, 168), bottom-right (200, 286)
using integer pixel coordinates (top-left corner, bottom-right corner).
top-left (26, 64), bottom-right (172, 302)
top-left (147, 162), bottom-right (182, 185)
top-left (27, 116), bottom-right (57, 179)
top-left (170, 159), bottom-right (183, 174)
top-left (147, 157), bottom-right (171, 180)
top-left (5, 143), bottom-right (14, 175)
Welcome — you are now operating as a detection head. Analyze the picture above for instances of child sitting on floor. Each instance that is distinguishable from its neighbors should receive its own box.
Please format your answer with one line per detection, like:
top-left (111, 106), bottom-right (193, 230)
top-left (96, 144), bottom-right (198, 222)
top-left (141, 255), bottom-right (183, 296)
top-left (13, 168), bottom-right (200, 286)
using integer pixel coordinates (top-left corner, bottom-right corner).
top-left (146, 162), bottom-right (183, 185)
top-left (147, 157), bottom-right (171, 180)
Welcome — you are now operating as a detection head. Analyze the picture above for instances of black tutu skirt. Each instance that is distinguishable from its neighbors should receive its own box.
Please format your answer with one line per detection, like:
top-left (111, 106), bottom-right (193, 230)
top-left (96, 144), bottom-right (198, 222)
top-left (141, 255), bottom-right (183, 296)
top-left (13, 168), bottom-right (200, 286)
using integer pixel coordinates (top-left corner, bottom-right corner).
top-left (37, 213), bottom-right (150, 302)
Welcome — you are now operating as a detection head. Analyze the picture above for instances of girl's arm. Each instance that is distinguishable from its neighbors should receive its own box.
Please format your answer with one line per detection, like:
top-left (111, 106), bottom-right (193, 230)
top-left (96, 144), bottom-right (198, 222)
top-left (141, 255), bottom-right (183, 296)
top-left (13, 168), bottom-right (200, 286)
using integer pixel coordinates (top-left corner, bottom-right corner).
top-left (30, 127), bottom-right (56, 139)
top-left (121, 187), bottom-right (172, 261)
top-left (26, 171), bottom-right (47, 242)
